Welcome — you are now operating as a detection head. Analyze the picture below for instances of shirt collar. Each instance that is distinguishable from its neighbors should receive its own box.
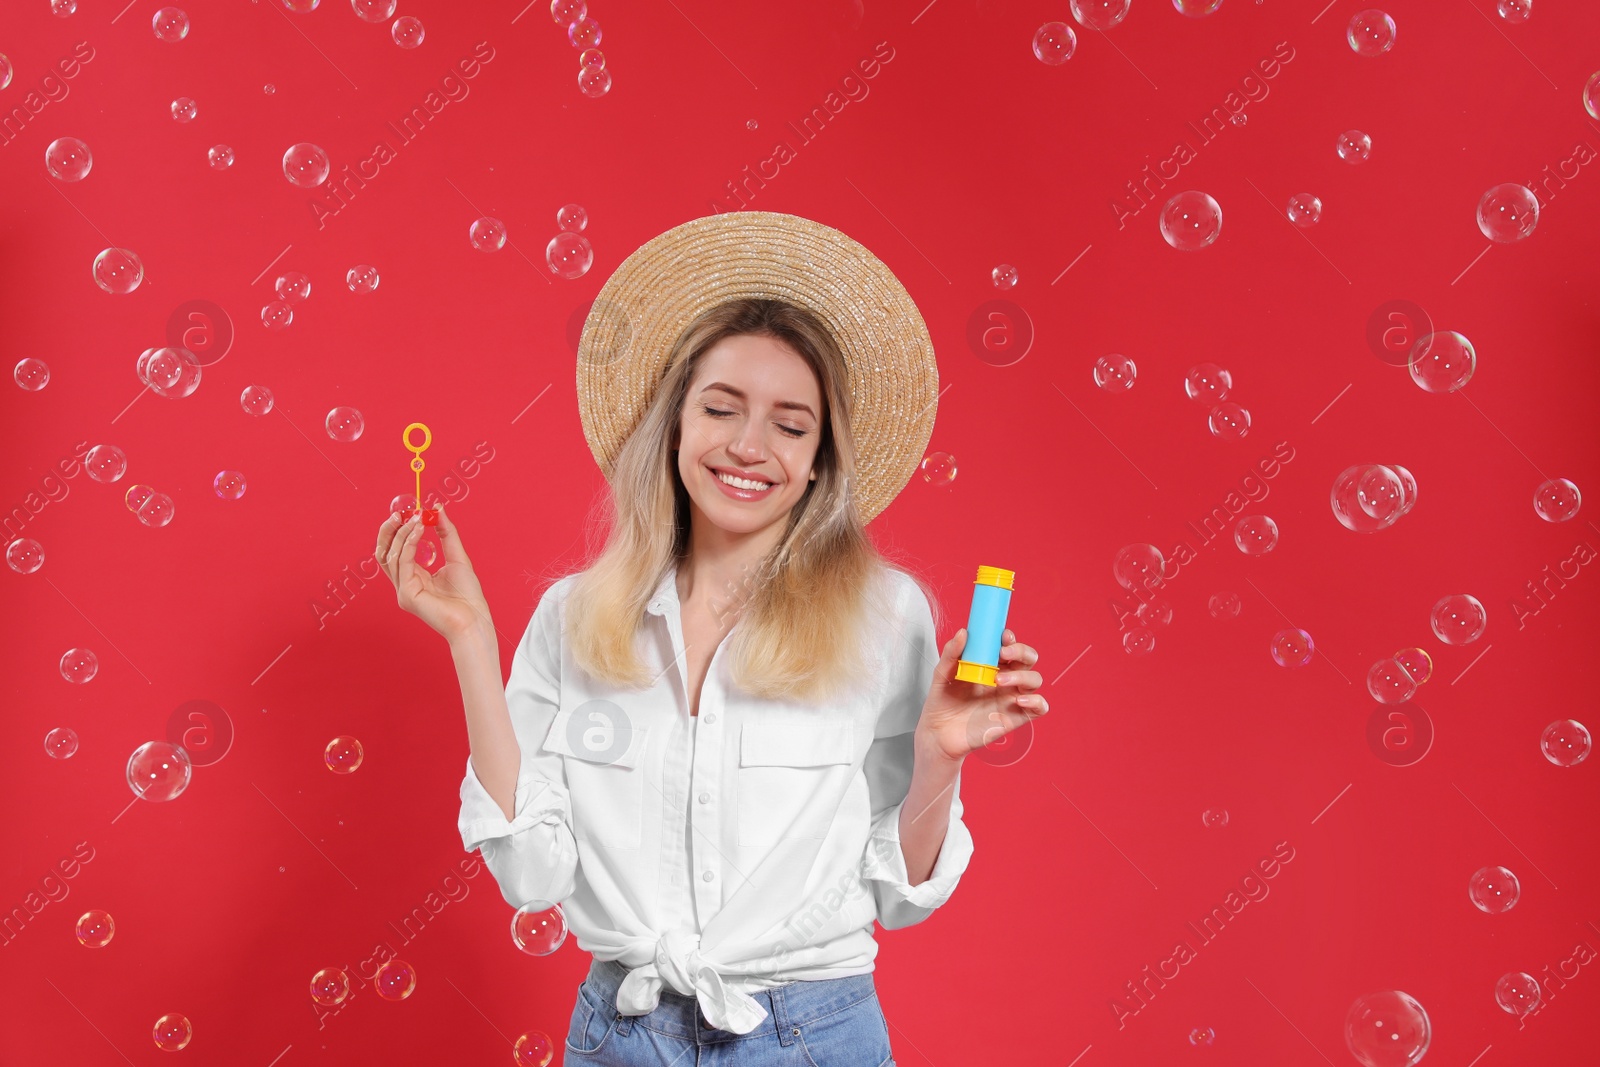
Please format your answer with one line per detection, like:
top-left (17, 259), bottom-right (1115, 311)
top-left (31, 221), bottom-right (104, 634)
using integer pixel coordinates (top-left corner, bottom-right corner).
top-left (645, 560), bottom-right (681, 616)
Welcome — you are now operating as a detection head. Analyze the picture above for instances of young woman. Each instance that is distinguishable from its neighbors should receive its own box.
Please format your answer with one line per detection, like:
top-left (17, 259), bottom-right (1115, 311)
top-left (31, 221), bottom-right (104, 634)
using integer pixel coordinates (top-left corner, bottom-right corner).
top-left (375, 215), bottom-right (1048, 1065)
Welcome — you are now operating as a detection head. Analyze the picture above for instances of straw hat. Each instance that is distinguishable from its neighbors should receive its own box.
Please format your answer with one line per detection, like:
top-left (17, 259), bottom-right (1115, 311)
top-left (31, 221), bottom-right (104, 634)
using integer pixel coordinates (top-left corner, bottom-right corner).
top-left (574, 211), bottom-right (939, 525)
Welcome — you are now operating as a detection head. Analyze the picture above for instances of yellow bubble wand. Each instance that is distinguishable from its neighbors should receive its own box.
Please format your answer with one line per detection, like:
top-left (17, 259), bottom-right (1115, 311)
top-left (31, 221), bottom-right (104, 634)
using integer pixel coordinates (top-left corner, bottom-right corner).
top-left (403, 422), bottom-right (439, 525)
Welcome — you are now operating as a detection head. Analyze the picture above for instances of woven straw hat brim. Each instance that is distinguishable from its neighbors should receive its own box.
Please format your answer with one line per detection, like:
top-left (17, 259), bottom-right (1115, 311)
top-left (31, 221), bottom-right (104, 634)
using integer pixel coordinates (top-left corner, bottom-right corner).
top-left (574, 211), bottom-right (938, 526)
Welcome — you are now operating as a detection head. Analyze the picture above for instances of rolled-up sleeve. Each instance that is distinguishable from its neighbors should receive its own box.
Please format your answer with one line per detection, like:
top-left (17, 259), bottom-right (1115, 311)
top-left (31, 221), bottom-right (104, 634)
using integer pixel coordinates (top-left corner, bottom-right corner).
top-left (859, 571), bottom-right (975, 930)
top-left (457, 576), bottom-right (578, 910)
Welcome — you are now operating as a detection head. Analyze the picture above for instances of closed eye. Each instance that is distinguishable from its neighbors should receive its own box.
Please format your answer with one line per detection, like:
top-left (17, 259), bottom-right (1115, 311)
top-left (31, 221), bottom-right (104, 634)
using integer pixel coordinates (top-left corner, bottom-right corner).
top-left (702, 405), bottom-right (808, 438)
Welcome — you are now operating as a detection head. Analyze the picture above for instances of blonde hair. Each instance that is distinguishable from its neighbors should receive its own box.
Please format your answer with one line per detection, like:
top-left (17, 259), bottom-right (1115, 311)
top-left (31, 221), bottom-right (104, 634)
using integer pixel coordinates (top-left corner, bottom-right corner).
top-left (554, 296), bottom-right (940, 704)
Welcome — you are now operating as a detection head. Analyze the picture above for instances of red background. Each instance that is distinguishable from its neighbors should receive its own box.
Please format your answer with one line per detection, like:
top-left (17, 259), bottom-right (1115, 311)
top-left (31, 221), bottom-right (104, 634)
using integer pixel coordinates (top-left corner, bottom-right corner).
top-left (4, 0), bottom-right (1599, 1064)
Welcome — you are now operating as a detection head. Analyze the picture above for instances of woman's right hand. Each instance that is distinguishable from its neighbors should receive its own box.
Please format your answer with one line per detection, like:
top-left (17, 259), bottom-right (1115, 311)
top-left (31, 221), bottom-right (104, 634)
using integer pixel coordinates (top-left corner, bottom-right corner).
top-left (376, 504), bottom-right (492, 643)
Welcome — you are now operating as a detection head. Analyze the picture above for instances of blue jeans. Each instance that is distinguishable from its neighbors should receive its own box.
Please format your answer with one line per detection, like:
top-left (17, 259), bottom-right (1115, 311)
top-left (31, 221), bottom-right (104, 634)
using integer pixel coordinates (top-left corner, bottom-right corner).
top-left (563, 956), bottom-right (897, 1066)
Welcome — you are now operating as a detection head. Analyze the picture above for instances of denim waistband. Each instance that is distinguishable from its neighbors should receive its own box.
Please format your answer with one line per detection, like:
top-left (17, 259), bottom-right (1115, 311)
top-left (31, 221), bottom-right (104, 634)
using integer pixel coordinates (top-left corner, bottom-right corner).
top-left (583, 955), bottom-right (879, 1042)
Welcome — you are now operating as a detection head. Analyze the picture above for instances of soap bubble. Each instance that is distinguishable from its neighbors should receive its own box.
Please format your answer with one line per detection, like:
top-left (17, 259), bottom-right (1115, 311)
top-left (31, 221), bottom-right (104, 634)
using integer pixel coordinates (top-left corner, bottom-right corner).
top-left (15, 358), bottom-right (49, 390)
top-left (551, 0), bottom-right (585, 19)
top-left (514, 1032), bottom-right (556, 1067)
top-left (568, 16), bottom-right (601, 48)
top-left (282, 142), bottom-right (331, 187)
top-left (152, 7), bottom-right (189, 41)
top-left (1122, 627), bottom-right (1155, 655)
top-left (277, 271), bottom-right (311, 303)
top-left (580, 47), bottom-right (605, 69)
top-left (346, 264), bottom-right (380, 293)
top-left (991, 264), bottom-right (1019, 290)
top-left (1092, 354), bottom-right (1136, 391)
top-left (208, 144), bottom-right (235, 170)
top-left (241, 385), bottom-right (275, 416)
top-left (87, 443), bottom-right (134, 484)
top-left (60, 647), bottom-right (98, 684)
top-left (1201, 808), bottom-right (1228, 828)
top-left (325, 735), bottom-right (364, 773)
top-left (1344, 990), bottom-right (1430, 1067)
top-left (1332, 464), bottom-right (1404, 532)
top-left (1187, 1026), bottom-right (1216, 1046)
top-left (470, 217), bottom-right (507, 252)
top-left (6, 538), bottom-right (44, 574)
top-left (326, 406), bottom-right (365, 442)
top-left (1393, 647), bottom-right (1433, 686)
top-left (1494, 972), bottom-right (1541, 1015)
top-left (1408, 331), bottom-right (1475, 392)
top-left (1070, 0), bottom-right (1130, 30)
top-left (1357, 464), bottom-right (1407, 524)
top-left (213, 470), bottom-right (246, 499)
top-left (125, 486), bottom-right (176, 527)
top-left (1183, 362), bottom-right (1232, 402)
top-left (1430, 594), bottom-right (1486, 645)
top-left (310, 967), bottom-right (352, 1006)
top-left (1112, 544), bottom-right (1164, 592)
top-left (1477, 183), bottom-right (1539, 243)
top-left (261, 300), bottom-right (293, 330)
top-left (1540, 719), bottom-right (1590, 767)
top-left (46, 727), bottom-right (80, 758)
top-left (1208, 402), bottom-right (1250, 437)
top-left (1208, 591), bottom-right (1241, 619)
top-left (0, 55), bottom-right (10, 90)
top-left (45, 137), bottom-right (92, 181)
top-left (392, 15), bottom-right (425, 47)
top-left (1586, 71), bottom-right (1600, 120)
top-left (352, 0), bottom-right (396, 22)
top-left (1174, 0), bottom-right (1224, 15)
top-left (578, 66), bottom-right (612, 96)
top-left (1468, 865), bottom-right (1519, 913)
top-left (1347, 10), bottom-right (1397, 56)
top-left (152, 1013), bottom-right (192, 1052)
top-left (1271, 628), bottom-right (1314, 668)
top-left (1031, 21), bottom-right (1076, 65)
top-left (546, 232), bottom-right (593, 279)
top-left (1497, 0), bottom-right (1530, 23)
top-left (76, 908), bottom-right (114, 946)
top-left (556, 203), bottom-right (588, 232)
top-left (170, 96), bottom-right (198, 123)
top-left (93, 248), bottom-right (145, 294)
top-left (1286, 193), bottom-right (1322, 226)
top-left (127, 740), bottom-right (192, 801)
top-left (1233, 514), bottom-right (1278, 555)
top-left (1532, 478), bottom-right (1580, 522)
top-left (375, 959), bottom-right (416, 1000)
top-left (511, 901), bottom-right (569, 955)
top-left (919, 451), bottom-right (957, 486)
top-left (1337, 129), bottom-right (1372, 163)
top-left (1367, 658), bottom-right (1416, 704)
top-left (137, 346), bottom-right (202, 399)
top-left (1159, 191), bottom-right (1223, 250)
top-left (52, 0), bottom-right (77, 15)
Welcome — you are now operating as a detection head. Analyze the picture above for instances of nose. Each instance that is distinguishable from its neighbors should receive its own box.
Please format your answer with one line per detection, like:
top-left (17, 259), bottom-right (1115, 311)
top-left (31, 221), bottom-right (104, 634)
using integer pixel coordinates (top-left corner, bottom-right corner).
top-left (729, 421), bottom-right (770, 464)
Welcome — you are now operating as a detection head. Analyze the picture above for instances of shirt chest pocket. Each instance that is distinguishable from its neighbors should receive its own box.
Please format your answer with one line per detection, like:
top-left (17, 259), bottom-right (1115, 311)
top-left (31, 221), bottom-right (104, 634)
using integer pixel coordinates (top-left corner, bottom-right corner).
top-left (736, 718), bottom-right (861, 847)
top-left (539, 699), bottom-right (651, 850)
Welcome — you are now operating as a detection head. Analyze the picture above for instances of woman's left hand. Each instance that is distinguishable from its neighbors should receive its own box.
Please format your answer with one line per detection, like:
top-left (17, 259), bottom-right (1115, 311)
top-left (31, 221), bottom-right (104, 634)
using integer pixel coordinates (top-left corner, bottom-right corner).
top-left (916, 627), bottom-right (1048, 763)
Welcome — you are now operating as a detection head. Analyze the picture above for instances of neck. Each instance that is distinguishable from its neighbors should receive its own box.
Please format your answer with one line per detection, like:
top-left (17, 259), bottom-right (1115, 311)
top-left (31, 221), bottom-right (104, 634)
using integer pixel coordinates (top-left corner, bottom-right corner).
top-left (678, 506), bottom-right (788, 616)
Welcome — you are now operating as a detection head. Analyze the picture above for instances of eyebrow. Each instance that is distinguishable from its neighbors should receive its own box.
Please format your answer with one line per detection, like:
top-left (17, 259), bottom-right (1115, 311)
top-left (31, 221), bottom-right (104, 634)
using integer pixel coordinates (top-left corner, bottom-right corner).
top-left (698, 382), bottom-right (817, 420)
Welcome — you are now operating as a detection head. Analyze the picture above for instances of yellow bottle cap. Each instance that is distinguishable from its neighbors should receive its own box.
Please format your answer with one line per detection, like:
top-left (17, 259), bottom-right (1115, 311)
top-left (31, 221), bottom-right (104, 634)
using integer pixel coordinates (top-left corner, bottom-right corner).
top-left (974, 565), bottom-right (1015, 590)
top-left (956, 660), bottom-right (998, 686)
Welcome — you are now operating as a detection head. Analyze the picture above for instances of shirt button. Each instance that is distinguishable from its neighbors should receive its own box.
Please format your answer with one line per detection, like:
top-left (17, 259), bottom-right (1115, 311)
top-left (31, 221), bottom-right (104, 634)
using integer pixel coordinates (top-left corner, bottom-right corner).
top-left (702, 870), bottom-right (714, 882)
top-left (698, 792), bottom-right (709, 804)
top-left (704, 713), bottom-right (716, 724)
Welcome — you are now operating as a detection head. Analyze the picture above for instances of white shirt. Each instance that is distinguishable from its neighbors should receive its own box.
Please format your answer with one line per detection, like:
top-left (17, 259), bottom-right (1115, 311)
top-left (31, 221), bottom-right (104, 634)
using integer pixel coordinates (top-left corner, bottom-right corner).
top-left (457, 561), bottom-right (974, 1035)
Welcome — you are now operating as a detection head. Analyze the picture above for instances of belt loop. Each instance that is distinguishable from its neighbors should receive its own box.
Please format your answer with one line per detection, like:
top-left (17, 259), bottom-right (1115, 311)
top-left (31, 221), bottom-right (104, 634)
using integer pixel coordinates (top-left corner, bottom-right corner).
top-left (771, 982), bottom-right (796, 1047)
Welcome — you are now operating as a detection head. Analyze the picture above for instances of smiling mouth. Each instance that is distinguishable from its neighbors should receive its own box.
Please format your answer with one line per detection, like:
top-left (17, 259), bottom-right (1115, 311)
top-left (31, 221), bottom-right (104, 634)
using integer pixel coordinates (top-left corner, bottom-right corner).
top-left (709, 467), bottom-right (776, 493)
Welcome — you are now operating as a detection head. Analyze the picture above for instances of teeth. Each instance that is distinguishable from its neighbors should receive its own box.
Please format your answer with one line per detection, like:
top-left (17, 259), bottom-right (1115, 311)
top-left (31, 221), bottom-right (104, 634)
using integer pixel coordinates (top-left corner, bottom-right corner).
top-left (716, 470), bottom-right (772, 491)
